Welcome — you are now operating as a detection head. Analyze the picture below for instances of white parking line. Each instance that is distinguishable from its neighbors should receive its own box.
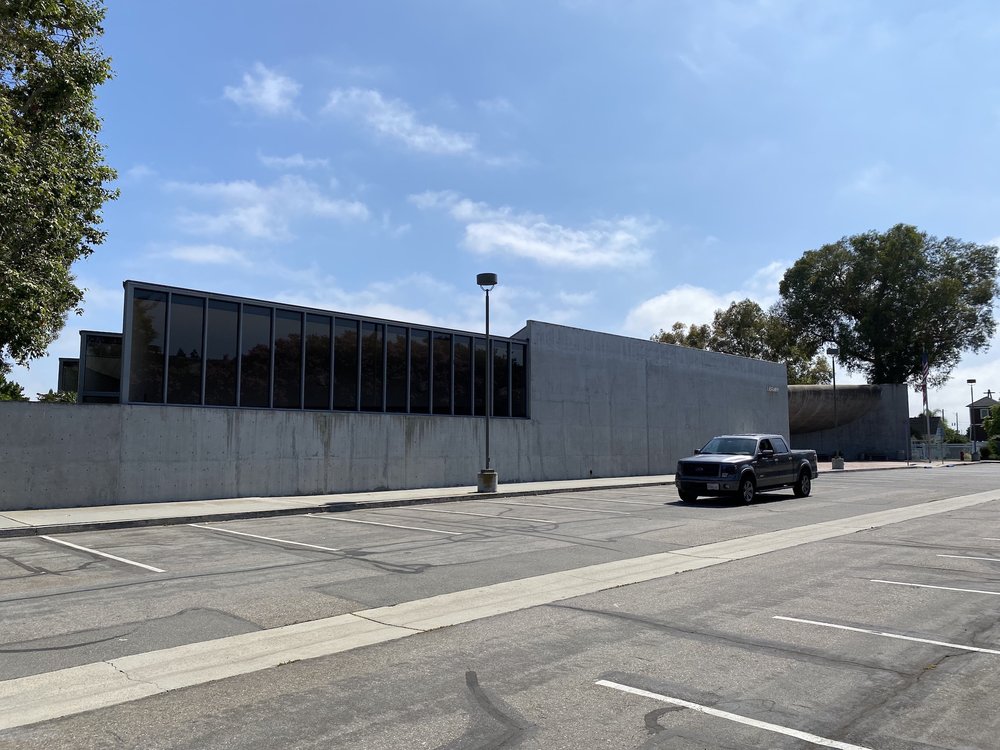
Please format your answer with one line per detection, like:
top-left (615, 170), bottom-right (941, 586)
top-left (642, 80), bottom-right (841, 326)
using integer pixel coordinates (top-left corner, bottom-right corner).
top-left (189, 524), bottom-right (341, 552)
top-left (565, 496), bottom-right (666, 507)
top-left (984, 538), bottom-right (1000, 541)
top-left (773, 616), bottom-right (1000, 655)
top-left (596, 679), bottom-right (873, 750)
top-left (403, 508), bottom-right (558, 524)
top-left (39, 535), bottom-right (165, 574)
top-left (479, 500), bottom-right (630, 515)
top-left (871, 579), bottom-right (1000, 597)
top-left (937, 554), bottom-right (1000, 563)
top-left (307, 514), bottom-right (462, 535)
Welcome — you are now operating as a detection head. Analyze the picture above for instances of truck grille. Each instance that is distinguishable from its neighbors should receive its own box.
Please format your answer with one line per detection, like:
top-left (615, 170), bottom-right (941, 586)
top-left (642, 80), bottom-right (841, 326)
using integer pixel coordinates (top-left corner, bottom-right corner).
top-left (679, 462), bottom-right (720, 478)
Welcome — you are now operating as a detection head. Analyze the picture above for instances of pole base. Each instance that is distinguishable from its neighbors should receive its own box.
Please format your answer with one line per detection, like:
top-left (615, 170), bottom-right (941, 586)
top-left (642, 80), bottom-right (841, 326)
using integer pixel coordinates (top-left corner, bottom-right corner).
top-left (832, 456), bottom-right (845, 470)
top-left (477, 469), bottom-right (498, 493)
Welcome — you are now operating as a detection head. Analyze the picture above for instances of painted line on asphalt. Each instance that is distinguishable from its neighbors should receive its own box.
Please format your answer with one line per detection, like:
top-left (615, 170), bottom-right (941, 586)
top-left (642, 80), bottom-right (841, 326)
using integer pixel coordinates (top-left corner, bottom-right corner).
top-left (984, 538), bottom-right (1000, 541)
top-left (559, 496), bottom-right (666, 507)
top-left (307, 514), bottom-right (462, 535)
top-left (189, 524), bottom-right (341, 553)
top-left (401, 508), bottom-right (559, 524)
top-left (596, 679), bottom-right (872, 750)
top-left (871, 579), bottom-right (1000, 597)
top-left (937, 554), bottom-right (1000, 563)
top-left (4, 488), bottom-right (998, 732)
top-left (773, 616), bottom-right (1000, 655)
top-left (38, 535), bottom-right (165, 574)
top-left (479, 500), bottom-right (630, 515)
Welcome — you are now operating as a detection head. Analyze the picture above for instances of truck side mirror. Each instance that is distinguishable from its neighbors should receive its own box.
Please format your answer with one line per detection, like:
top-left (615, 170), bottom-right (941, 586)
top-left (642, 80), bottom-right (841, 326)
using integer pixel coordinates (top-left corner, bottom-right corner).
top-left (759, 449), bottom-right (774, 458)
top-left (693, 449), bottom-right (701, 455)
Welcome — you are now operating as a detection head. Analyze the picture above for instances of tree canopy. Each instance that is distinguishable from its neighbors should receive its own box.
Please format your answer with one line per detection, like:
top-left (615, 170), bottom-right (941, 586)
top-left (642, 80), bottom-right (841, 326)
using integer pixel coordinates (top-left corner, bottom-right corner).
top-left (652, 299), bottom-right (831, 385)
top-left (778, 224), bottom-right (998, 387)
top-left (0, 0), bottom-right (117, 375)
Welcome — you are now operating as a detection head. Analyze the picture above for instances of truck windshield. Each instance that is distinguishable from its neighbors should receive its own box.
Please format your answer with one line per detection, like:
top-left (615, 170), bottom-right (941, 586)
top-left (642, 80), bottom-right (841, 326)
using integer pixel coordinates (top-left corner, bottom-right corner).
top-left (700, 437), bottom-right (757, 455)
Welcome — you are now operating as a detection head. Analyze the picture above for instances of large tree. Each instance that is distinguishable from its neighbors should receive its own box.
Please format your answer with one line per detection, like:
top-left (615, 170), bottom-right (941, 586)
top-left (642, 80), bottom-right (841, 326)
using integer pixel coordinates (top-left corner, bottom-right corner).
top-left (778, 224), bottom-right (998, 387)
top-left (0, 0), bottom-right (116, 375)
top-left (652, 299), bottom-right (831, 385)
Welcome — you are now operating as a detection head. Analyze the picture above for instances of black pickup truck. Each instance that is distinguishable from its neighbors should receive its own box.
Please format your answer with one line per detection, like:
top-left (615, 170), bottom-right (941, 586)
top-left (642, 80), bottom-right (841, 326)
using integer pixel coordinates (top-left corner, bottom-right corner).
top-left (675, 434), bottom-right (818, 504)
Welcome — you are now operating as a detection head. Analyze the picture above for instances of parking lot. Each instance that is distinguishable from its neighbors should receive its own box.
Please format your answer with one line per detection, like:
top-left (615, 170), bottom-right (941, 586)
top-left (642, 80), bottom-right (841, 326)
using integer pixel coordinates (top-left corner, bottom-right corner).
top-left (2, 465), bottom-right (1000, 748)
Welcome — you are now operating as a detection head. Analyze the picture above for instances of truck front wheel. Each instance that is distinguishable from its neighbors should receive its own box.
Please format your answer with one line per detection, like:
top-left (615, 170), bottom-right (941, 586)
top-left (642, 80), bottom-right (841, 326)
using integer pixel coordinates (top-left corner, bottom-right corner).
top-left (739, 476), bottom-right (756, 505)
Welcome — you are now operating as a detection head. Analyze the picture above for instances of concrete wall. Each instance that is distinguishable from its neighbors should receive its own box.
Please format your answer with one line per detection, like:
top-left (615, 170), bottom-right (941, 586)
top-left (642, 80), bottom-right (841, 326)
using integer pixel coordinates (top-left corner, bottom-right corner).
top-left (789, 383), bottom-right (910, 460)
top-left (0, 321), bottom-right (789, 510)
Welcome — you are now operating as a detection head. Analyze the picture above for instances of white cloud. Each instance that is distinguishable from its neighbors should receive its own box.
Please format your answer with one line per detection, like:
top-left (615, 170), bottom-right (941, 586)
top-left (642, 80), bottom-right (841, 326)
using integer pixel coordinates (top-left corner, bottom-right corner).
top-left (622, 260), bottom-right (788, 337)
top-left (409, 190), bottom-right (657, 269)
top-left (166, 175), bottom-right (369, 241)
top-left (323, 87), bottom-right (478, 156)
top-left (841, 162), bottom-right (889, 196)
top-left (988, 235), bottom-right (1000, 248)
top-left (224, 63), bottom-right (301, 117)
top-left (162, 244), bottom-right (251, 267)
top-left (258, 152), bottom-right (329, 170)
top-left (124, 164), bottom-right (156, 181)
top-left (476, 96), bottom-right (515, 115)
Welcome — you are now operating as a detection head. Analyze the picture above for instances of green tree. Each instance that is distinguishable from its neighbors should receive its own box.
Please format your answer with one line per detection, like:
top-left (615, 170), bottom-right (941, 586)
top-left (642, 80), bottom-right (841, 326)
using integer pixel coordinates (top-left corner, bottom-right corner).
top-left (983, 403), bottom-right (1000, 440)
top-left (0, 0), bottom-right (117, 375)
top-left (778, 224), bottom-right (998, 387)
top-left (0, 373), bottom-right (28, 401)
top-left (37, 388), bottom-right (76, 403)
top-left (651, 299), bottom-right (831, 385)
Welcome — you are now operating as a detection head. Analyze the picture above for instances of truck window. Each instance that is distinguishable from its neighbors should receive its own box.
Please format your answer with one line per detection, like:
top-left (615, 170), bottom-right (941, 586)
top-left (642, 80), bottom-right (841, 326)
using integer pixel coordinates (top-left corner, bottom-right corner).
top-left (772, 437), bottom-right (788, 453)
top-left (759, 439), bottom-right (773, 452)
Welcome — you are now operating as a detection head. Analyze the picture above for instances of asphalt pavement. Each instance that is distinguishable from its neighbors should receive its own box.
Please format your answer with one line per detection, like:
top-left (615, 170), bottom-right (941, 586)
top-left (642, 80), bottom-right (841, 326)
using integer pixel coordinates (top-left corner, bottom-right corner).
top-left (0, 459), bottom-right (938, 537)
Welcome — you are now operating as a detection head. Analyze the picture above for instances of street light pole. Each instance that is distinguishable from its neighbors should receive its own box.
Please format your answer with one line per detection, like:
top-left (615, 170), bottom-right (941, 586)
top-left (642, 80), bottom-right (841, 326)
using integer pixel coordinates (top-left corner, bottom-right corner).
top-left (968, 378), bottom-right (978, 460)
top-left (476, 273), bottom-right (498, 493)
top-left (826, 346), bottom-right (843, 469)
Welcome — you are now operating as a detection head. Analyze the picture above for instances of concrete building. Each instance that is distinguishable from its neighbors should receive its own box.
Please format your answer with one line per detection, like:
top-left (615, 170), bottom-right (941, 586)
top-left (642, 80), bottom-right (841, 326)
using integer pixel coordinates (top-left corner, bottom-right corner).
top-left (0, 281), bottom-right (790, 511)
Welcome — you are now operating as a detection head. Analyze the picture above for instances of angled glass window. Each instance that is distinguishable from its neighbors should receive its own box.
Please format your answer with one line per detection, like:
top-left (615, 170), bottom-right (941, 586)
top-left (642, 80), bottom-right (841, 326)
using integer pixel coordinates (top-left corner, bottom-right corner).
top-left (167, 295), bottom-right (205, 405)
top-left (492, 340), bottom-right (509, 417)
top-left (304, 314), bottom-right (332, 410)
top-left (58, 359), bottom-right (80, 393)
top-left (473, 338), bottom-right (487, 417)
top-left (334, 318), bottom-right (359, 410)
top-left (83, 334), bottom-right (122, 394)
top-left (205, 300), bottom-right (238, 406)
top-left (453, 335), bottom-right (472, 416)
top-left (361, 322), bottom-right (384, 412)
top-left (129, 289), bottom-right (167, 403)
top-left (409, 329), bottom-right (430, 414)
top-left (433, 332), bottom-right (452, 414)
top-left (273, 309), bottom-right (302, 409)
top-left (511, 342), bottom-right (526, 418)
top-left (386, 326), bottom-right (407, 413)
top-left (240, 305), bottom-right (272, 408)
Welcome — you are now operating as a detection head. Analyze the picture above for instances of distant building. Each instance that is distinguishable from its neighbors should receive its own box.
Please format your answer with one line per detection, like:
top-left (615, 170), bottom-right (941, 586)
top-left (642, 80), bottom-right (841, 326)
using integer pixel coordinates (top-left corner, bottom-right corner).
top-left (968, 393), bottom-right (998, 442)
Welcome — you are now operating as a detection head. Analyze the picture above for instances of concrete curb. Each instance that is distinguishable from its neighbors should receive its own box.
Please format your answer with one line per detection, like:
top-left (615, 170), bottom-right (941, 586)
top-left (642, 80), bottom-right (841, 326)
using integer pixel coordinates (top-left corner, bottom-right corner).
top-left (0, 463), bottom-right (937, 539)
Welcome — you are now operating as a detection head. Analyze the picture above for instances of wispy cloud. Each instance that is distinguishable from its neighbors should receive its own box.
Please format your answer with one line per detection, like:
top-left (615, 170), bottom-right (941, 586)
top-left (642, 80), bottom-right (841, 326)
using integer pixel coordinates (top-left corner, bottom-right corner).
top-left (224, 63), bottom-right (302, 117)
top-left (161, 244), bottom-right (252, 267)
top-left (323, 87), bottom-right (478, 156)
top-left (841, 162), bottom-right (890, 196)
top-left (410, 190), bottom-right (657, 269)
top-left (166, 175), bottom-right (369, 241)
top-left (257, 152), bottom-right (329, 170)
top-left (476, 96), bottom-right (515, 116)
top-left (622, 261), bottom-right (787, 337)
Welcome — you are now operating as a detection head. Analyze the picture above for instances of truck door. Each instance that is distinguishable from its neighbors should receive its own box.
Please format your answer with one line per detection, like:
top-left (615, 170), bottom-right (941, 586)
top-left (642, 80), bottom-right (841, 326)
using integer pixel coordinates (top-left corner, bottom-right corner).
top-left (757, 438), bottom-right (777, 487)
top-left (771, 436), bottom-right (794, 485)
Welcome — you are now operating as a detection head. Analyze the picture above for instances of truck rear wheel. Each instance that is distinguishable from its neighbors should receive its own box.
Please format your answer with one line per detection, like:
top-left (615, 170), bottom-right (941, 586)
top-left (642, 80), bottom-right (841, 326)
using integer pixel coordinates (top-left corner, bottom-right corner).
top-left (793, 469), bottom-right (812, 497)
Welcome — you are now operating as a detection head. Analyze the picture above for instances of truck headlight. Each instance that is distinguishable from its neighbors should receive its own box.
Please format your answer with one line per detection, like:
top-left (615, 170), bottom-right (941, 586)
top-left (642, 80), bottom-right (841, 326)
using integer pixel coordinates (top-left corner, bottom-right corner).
top-left (720, 464), bottom-right (736, 476)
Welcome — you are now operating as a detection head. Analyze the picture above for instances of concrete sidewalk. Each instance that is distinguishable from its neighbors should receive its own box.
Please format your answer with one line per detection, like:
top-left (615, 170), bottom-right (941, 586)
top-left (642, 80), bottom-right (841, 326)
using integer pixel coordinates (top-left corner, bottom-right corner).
top-left (0, 460), bottom-right (933, 538)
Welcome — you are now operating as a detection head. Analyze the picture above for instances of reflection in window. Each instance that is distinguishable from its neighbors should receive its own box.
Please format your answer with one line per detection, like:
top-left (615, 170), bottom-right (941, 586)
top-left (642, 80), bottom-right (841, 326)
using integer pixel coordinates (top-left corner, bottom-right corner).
top-left (493, 340), bottom-right (509, 417)
top-left (304, 314), bottom-right (332, 410)
top-left (386, 326), bottom-right (407, 412)
top-left (453, 335), bottom-right (471, 415)
top-left (83, 335), bottom-right (122, 394)
top-left (409, 330), bottom-right (430, 413)
top-left (473, 338), bottom-right (487, 416)
top-left (205, 300), bottom-right (238, 406)
top-left (167, 295), bottom-right (204, 405)
top-left (433, 333), bottom-right (452, 414)
top-left (273, 310), bottom-right (302, 409)
top-left (129, 289), bottom-right (167, 403)
top-left (511, 342), bottom-right (526, 417)
top-left (240, 306), bottom-right (271, 408)
top-left (361, 322), bottom-right (384, 412)
top-left (334, 318), bottom-right (358, 410)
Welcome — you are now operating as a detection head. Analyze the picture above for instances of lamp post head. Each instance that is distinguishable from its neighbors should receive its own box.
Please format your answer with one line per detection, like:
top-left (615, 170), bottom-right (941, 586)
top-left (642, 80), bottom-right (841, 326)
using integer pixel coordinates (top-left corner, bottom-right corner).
top-left (967, 378), bottom-right (977, 385)
top-left (477, 272), bottom-right (498, 291)
top-left (826, 347), bottom-right (839, 357)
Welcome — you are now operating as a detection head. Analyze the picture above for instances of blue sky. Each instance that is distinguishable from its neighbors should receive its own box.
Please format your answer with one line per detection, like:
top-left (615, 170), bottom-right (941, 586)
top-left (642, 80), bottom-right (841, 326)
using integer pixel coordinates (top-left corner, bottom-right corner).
top-left (11, 0), bottom-right (1000, 429)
